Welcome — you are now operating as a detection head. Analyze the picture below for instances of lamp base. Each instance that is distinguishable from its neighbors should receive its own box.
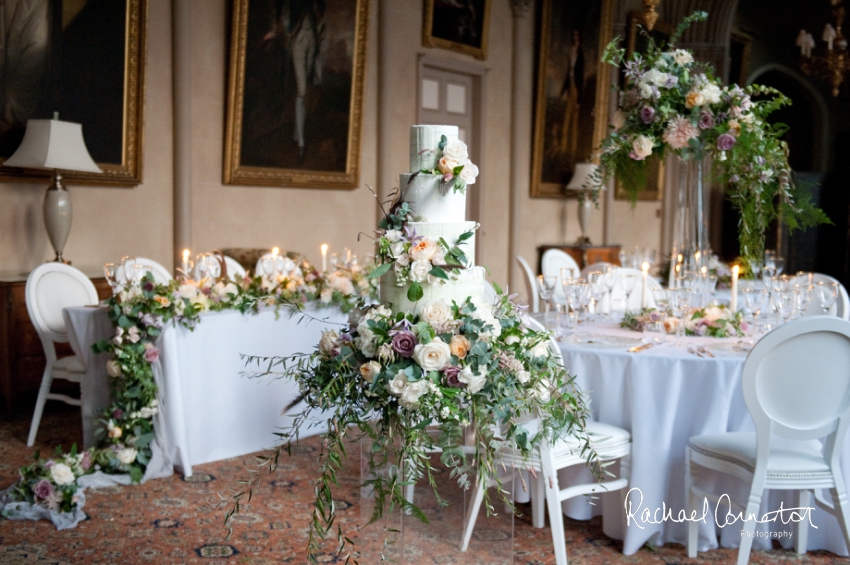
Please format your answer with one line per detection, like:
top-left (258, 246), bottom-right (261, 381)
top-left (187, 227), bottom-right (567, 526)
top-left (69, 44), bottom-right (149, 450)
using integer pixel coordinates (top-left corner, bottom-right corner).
top-left (43, 171), bottom-right (73, 266)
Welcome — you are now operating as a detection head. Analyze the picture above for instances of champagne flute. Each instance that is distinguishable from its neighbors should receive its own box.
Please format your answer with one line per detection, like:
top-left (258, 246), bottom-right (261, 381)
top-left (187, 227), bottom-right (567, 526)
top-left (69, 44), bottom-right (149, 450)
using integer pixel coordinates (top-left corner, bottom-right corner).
top-left (793, 283), bottom-right (814, 317)
top-left (816, 281), bottom-right (839, 315)
top-left (104, 263), bottom-right (120, 295)
top-left (670, 288), bottom-right (692, 341)
top-left (537, 275), bottom-right (557, 323)
top-left (775, 290), bottom-right (797, 323)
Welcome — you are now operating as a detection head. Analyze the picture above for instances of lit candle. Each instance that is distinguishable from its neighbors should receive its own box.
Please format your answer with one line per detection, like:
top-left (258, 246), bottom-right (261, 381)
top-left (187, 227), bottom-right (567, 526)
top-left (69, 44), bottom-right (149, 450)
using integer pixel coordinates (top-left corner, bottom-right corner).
top-left (272, 247), bottom-right (280, 277)
top-left (346, 248), bottom-right (352, 264)
top-left (641, 261), bottom-right (649, 310)
top-left (701, 266), bottom-right (707, 276)
top-left (731, 265), bottom-right (739, 312)
top-left (182, 248), bottom-right (190, 275)
top-left (321, 244), bottom-right (328, 272)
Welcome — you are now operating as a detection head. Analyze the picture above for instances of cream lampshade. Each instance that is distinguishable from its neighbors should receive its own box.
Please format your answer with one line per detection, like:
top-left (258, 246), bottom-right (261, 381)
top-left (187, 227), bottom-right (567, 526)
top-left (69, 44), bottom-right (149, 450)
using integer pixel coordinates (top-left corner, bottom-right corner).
top-left (567, 163), bottom-right (601, 245)
top-left (4, 116), bottom-right (101, 263)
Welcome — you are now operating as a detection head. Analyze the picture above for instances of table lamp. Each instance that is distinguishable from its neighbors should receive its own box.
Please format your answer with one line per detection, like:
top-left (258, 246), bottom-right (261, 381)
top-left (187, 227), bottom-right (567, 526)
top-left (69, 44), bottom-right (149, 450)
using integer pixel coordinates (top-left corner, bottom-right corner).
top-left (567, 163), bottom-right (601, 245)
top-left (4, 115), bottom-right (102, 263)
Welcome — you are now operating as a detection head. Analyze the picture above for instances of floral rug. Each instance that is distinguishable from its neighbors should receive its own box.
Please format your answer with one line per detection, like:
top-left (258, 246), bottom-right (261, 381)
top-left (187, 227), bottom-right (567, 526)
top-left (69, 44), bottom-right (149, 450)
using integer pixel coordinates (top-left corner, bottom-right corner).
top-left (0, 404), bottom-right (847, 565)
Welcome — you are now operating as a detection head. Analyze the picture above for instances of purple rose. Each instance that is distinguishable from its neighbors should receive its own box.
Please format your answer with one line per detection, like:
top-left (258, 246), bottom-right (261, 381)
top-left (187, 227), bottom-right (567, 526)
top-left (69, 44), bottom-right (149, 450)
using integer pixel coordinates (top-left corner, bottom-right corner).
top-left (112, 408), bottom-right (124, 420)
top-left (639, 106), bottom-right (655, 124)
top-left (716, 133), bottom-right (736, 151)
top-left (144, 345), bottom-right (160, 363)
top-left (442, 366), bottom-right (464, 388)
top-left (698, 111), bottom-right (715, 130)
top-left (142, 281), bottom-right (154, 292)
top-left (391, 331), bottom-right (417, 358)
top-left (80, 451), bottom-right (92, 471)
top-left (33, 479), bottom-right (54, 500)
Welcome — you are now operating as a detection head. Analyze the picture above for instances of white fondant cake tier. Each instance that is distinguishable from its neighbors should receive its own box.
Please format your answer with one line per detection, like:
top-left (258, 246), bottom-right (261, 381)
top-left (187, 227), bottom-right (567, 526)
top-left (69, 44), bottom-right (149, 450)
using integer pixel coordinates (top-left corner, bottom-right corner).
top-left (380, 267), bottom-right (486, 315)
top-left (406, 221), bottom-right (477, 266)
top-left (410, 125), bottom-right (459, 171)
top-left (401, 173), bottom-right (467, 223)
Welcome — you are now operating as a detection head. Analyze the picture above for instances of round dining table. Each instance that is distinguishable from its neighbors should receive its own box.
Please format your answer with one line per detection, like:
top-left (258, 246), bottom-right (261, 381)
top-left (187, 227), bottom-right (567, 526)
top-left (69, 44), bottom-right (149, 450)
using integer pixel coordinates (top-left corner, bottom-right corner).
top-left (550, 318), bottom-right (850, 558)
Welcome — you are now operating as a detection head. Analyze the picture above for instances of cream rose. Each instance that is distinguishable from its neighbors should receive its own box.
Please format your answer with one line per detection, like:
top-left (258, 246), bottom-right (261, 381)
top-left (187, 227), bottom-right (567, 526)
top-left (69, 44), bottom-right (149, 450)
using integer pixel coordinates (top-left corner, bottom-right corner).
top-left (450, 335), bottom-right (470, 359)
top-left (431, 248), bottom-right (447, 266)
top-left (412, 338), bottom-right (451, 372)
top-left (459, 365), bottom-right (487, 394)
top-left (672, 49), bottom-right (694, 65)
top-left (387, 371), bottom-right (408, 396)
top-left (50, 462), bottom-right (75, 485)
top-left (419, 299), bottom-right (453, 326)
top-left (390, 241), bottom-right (407, 258)
top-left (395, 253), bottom-right (410, 267)
top-left (516, 370), bottom-right (531, 384)
top-left (700, 83), bottom-right (722, 105)
top-left (531, 379), bottom-right (552, 403)
top-left (319, 330), bottom-right (339, 354)
top-left (319, 288), bottom-right (333, 303)
top-left (642, 68), bottom-right (668, 86)
top-left (458, 162), bottom-right (479, 185)
top-left (384, 229), bottom-right (402, 242)
top-left (355, 329), bottom-right (377, 358)
top-left (639, 83), bottom-right (654, 99)
top-left (703, 306), bottom-right (726, 322)
top-left (409, 260), bottom-right (432, 283)
top-left (108, 426), bottom-right (123, 439)
top-left (360, 360), bottom-right (381, 383)
top-left (408, 239), bottom-right (438, 262)
top-left (531, 341), bottom-right (550, 358)
top-left (399, 380), bottom-right (429, 409)
top-left (178, 283), bottom-right (198, 300)
top-left (116, 447), bottom-right (137, 465)
top-left (437, 156), bottom-right (460, 175)
top-left (632, 135), bottom-right (654, 160)
top-left (474, 308), bottom-right (502, 341)
top-left (685, 90), bottom-right (705, 108)
top-left (106, 360), bottom-right (123, 378)
top-left (442, 139), bottom-right (469, 161)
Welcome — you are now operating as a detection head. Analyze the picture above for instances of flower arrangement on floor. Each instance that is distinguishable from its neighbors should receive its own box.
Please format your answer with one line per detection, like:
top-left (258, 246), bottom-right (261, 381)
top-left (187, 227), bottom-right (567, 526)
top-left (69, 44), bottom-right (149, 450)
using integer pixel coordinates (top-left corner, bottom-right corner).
top-left (417, 135), bottom-right (479, 195)
top-left (591, 11), bottom-right (828, 269)
top-left (225, 290), bottom-right (599, 562)
top-left (621, 304), bottom-right (749, 338)
top-left (3, 261), bottom-right (378, 522)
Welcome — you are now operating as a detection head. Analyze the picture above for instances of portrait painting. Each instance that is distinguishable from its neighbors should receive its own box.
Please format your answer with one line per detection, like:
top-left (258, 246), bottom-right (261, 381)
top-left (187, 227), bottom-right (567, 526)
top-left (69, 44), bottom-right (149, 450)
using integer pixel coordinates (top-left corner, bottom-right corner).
top-left (0, 0), bottom-right (146, 186)
top-left (530, 0), bottom-right (613, 198)
top-left (422, 0), bottom-right (490, 60)
top-left (225, 0), bottom-right (369, 189)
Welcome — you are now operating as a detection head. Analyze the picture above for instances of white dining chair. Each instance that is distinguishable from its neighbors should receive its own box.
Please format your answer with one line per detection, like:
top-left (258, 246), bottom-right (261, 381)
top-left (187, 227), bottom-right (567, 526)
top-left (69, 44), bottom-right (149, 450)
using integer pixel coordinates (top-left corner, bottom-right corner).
top-left (121, 257), bottom-right (172, 285)
top-left (541, 249), bottom-right (580, 304)
top-left (516, 255), bottom-right (539, 313)
top-left (223, 256), bottom-right (247, 281)
top-left (25, 263), bottom-right (99, 446)
top-left (580, 262), bottom-right (611, 279)
top-left (801, 273), bottom-right (850, 320)
top-left (685, 316), bottom-right (850, 565)
top-left (461, 320), bottom-right (631, 565)
top-left (609, 267), bottom-right (662, 312)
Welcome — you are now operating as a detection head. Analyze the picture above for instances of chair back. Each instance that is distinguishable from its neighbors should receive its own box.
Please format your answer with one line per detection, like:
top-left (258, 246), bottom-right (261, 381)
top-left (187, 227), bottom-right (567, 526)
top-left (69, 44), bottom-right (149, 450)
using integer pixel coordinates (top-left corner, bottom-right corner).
top-left (743, 316), bottom-right (850, 447)
top-left (118, 257), bottom-right (172, 285)
top-left (801, 273), bottom-right (850, 320)
top-left (26, 263), bottom-right (98, 345)
top-left (580, 262), bottom-right (611, 279)
top-left (541, 249), bottom-right (580, 302)
top-left (610, 267), bottom-right (661, 311)
top-left (224, 256), bottom-right (247, 281)
top-left (516, 255), bottom-right (539, 313)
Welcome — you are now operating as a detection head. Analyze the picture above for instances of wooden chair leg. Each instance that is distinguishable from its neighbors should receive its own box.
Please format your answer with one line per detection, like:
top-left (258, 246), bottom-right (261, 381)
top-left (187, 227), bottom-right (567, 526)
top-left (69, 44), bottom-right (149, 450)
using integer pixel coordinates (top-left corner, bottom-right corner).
top-left (27, 366), bottom-right (53, 447)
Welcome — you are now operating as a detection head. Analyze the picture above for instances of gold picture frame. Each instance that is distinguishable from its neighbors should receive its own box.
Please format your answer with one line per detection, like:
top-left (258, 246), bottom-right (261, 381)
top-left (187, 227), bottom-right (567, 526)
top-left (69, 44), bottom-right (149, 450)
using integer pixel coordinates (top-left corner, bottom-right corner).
top-left (530, 0), bottom-right (614, 198)
top-left (0, 0), bottom-right (147, 186)
top-left (224, 0), bottom-right (369, 189)
top-left (422, 0), bottom-right (491, 61)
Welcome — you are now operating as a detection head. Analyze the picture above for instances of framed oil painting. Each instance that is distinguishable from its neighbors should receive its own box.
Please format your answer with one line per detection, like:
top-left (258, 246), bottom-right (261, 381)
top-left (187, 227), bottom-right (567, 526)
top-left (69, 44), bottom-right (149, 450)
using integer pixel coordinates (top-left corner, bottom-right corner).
top-left (530, 0), bottom-right (614, 198)
top-left (0, 0), bottom-right (147, 186)
top-left (422, 0), bottom-right (490, 60)
top-left (225, 0), bottom-right (369, 189)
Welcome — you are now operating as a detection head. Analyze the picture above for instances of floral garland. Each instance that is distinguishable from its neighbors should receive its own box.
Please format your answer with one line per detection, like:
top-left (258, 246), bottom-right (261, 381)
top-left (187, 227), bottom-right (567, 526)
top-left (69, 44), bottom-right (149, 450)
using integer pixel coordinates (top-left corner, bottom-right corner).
top-left (372, 200), bottom-right (477, 302)
top-left (4, 259), bottom-right (378, 519)
top-left (225, 290), bottom-right (600, 562)
top-left (419, 135), bottom-right (479, 195)
top-left (592, 12), bottom-right (828, 270)
top-left (621, 304), bottom-right (750, 338)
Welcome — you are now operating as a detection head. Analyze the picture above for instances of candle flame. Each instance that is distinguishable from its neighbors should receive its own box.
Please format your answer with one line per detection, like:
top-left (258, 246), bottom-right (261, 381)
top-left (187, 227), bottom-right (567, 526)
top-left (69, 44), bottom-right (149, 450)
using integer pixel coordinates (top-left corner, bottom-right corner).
top-left (272, 247), bottom-right (279, 256)
top-left (182, 249), bottom-right (189, 262)
top-left (732, 265), bottom-right (740, 274)
top-left (321, 244), bottom-right (328, 255)
top-left (641, 261), bottom-right (649, 272)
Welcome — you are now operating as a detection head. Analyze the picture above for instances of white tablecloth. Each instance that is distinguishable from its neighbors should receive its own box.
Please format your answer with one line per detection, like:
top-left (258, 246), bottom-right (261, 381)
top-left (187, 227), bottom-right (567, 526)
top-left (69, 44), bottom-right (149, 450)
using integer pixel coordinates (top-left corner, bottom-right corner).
top-left (64, 305), bottom-right (346, 476)
top-left (557, 322), bottom-right (850, 557)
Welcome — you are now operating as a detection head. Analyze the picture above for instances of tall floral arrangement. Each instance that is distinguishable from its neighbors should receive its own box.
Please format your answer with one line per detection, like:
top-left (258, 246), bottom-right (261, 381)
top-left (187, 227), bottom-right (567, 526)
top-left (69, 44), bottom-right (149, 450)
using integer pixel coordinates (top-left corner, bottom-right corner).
top-left (592, 12), bottom-right (828, 270)
top-left (226, 291), bottom-right (599, 562)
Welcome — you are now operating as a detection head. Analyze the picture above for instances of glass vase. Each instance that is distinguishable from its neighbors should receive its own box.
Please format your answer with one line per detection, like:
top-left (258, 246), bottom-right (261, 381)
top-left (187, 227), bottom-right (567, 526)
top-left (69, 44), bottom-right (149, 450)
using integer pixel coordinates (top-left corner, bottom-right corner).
top-left (669, 156), bottom-right (711, 286)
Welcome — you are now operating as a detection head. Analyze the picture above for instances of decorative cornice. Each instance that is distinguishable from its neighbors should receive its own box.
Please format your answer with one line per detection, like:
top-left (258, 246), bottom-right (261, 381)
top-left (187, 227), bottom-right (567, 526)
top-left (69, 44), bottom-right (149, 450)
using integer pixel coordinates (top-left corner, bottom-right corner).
top-left (510, 0), bottom-right (533, 19)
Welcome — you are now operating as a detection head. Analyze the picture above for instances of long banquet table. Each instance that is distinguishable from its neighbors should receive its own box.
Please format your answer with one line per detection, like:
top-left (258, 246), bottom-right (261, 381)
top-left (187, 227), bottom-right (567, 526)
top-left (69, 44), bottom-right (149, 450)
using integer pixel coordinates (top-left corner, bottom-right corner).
top-left (64, 305), bottom-right (346, 476)
top-left (555, 321), bottom-right (850, 557)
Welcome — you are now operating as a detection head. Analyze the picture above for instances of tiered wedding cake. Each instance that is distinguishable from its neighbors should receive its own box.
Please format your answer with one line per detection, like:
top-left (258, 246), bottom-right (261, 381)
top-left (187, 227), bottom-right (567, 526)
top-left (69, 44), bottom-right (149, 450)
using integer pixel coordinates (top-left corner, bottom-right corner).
top-left (377, 125), bottom-right (484, 313)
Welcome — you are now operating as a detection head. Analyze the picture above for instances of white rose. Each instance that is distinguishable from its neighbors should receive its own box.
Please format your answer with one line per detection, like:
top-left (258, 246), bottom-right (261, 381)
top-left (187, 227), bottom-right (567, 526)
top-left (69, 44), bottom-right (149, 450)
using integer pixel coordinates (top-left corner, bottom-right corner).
top-left (106, 360), bottom-right (123, 378)
top-left (474, 308), bottom-right (502, 341)
top-left (390, 241), bottom-right (407, 259)
top-left (419, 299), bottom-right (453, 327)
top-left (399, 380), bottom-right (429, 409)
top-left (516, 370), bottom-right (531, 384)
top-left (387, 371), bottom-right (408, 396)
top-left (408, 239), bottom-right (438, 262)
top-left (459, 365), bottom-right (487, 394)
top-left (320, 288), bottom-right (333, 303)
top-left (116, 447), bottom-right (137, 465)
top-left (360, 360), bottom-right (381, 383)
top-left (700, 83), bottom-right (722, 105)
top-left (639, 82), bottom-right (653, 99)
top-left (319, 330), bottom-right (339, 354)
top-left (431, 248), bottom-right (447, 266)
top-left (643, 68), bottom-right (668, 86)
top-left (531, 379), bottom-right (552, 403)
top-left (50, 462), bottom-right (75, 485)
top-left (531, 341), bottom-right (550, 358)
top-left (442, 139), bottom-right (469, 161)
top-left (412, 338), bottom-right (451, 372)
top-left (632, 135), bottom-right (653, 159)
top-left (395, 253), bottom-right (410, 268)
top-left (505, 335), bottom-right (520, 345)
top-left (223, 282), bottom-right (239, 297)
top-left (355, 329), bottom-right (377, 358)
top-left (384, 229), bottom-right (403, 243)
top-left (458, 161), bottom-right (479, 185)
top-left (703, 306), bottom-right (726, 322)
top-left (191, 293), bottom-right (210, 310)
top-left (409, 260), bottom-right (432, 283)
top-left (336, 277), bottom-right (355, 296)
top-left (178, 283), bottom-right (198, 300)
top-left (672, 49), bottom-right (693, 65)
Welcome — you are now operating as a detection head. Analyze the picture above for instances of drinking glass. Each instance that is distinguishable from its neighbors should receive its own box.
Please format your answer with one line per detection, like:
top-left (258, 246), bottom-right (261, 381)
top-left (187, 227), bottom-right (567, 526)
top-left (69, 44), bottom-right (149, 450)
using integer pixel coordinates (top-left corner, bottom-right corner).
top-left (642, 321), bottom-right (667, 345)
top-left (742, 287), bottom-right (767, 320)
top-left (796, 271), bottom-right (815, 286)
top-left (652, 288), bottom-right (669, 313)
top-left (603, 266), bottom-right (618, 319)
top-left (586, 273), bottom-right (605, 322)
top-left (793, 283), bottom-right (814, 317)
top-left (670, 288), bottom-right (692, 340)
top-left (773, 256), bottom-right (785, 276)
top-left (121, 256), bottom-right (136, 285)
top-left (536, 275), bottom-right (557, 320)
top-left (198, 258), bottom-right (210, 280)
top-left (774, 290), bottom-right (797, 323)
top-left (816, 281), bottom-right (839, 315)
top-left (104, 263), bottom-right (120, 295)
top-left (764, 250), bottom-right (777, 271)
top-left (560, 267), bottom-right (577, 286)
top-left (261, 256), bottom-right (276, 280)
top-left (618, 274), bottom-right (638, 311)
top-left (329, 253), bottom-right (341, 270)
top-left (576, 283), bottom-right (593, 321)
top-left (208, 258), bottom-right (222, 280)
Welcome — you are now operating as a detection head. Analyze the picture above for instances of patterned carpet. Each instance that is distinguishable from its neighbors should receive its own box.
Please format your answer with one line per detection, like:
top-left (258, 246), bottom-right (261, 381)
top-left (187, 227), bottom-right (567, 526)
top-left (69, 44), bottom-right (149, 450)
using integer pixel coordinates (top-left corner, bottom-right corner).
top-left (0, 403), bottom-right (848, 565)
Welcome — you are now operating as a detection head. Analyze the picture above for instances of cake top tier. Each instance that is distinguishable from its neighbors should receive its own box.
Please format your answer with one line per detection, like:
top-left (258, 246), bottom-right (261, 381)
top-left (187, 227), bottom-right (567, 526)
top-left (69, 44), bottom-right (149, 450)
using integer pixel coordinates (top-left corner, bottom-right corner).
top-left (410, 125), bottom-right (459, 172)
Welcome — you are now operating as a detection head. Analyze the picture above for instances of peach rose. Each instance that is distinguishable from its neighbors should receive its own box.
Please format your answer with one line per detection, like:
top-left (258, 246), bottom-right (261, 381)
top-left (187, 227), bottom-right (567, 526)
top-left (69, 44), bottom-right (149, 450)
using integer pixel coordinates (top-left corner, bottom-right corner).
top-left (437, 156), bottom-right (460, 175)
top-left (685, 90), bottom-right (705, 108)
top-left (450, 335), bottom-right (470, 359)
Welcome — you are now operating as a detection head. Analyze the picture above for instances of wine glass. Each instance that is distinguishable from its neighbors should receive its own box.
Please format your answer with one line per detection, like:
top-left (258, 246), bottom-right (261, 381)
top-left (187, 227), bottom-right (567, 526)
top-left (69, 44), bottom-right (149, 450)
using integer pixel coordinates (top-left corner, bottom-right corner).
top-left (774, 290), bottom-right (797, 323)
top-left (816, 281), bottom-right (839, 315)
top-left (134, 265), bottom-right (148, 284)
top-left (121, 256), bottom-right (136, 286)
top-left (796, 271), bottom-right (815, 286)
top-left (104, 263), bottom-right (120, 295)
top-left (773, 256), bottom-right (785, 276)
top-left (536, 275), bottom-right (557, 322)
top-left (198, 257), bottom-right (210, 280)
top-left (793, 283), bottom-right (814, 317)
top-left (742, 287), bottom-right (767, 321)
top-left (603, 266), bottom-right (617, 319)
top-left (262, 256), bottom-right (276, 281)
top-left (652, 288), bottom-right (669, 314)
top-left (329, 253), bottom-right (341, 270)
top-left (576, 283), bottom-right (593, 322)
top-left (670, 287), bottom-right (692, 340)
top-left (586, 272), bottom-right (604, 321)
top-left (618, 274), bottom-right (638, 311)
